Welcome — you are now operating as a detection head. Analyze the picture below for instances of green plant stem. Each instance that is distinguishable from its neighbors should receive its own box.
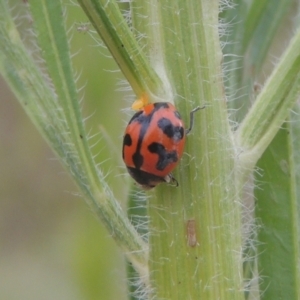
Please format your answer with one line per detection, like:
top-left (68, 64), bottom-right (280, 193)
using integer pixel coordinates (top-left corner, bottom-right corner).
top-left (132, 1), bottom-right (244, 299)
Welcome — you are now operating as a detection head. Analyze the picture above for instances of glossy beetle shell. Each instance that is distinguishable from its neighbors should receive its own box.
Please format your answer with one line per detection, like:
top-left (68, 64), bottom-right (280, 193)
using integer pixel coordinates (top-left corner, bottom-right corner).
top-left (122, 102), bottom-right (186, 189)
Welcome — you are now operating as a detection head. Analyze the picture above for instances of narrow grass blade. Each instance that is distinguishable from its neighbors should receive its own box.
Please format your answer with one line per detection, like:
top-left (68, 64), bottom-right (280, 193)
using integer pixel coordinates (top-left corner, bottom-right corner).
top-left (77, 0), bottom-right (167, 100)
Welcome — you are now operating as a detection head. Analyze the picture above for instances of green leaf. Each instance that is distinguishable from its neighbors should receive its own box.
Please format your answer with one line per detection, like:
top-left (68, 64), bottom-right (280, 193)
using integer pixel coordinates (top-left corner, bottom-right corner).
top-left (222, 0), bottom-right (294, 122)
top-left (255, 113), bottom-right (300, 299)
top-left (243, 0), bottom-right (292, 69)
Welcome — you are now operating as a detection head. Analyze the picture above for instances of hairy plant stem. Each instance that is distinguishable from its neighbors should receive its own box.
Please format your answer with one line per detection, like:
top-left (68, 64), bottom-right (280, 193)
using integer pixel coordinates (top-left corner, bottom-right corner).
top-left (132, 1), bottom-right (244, 299)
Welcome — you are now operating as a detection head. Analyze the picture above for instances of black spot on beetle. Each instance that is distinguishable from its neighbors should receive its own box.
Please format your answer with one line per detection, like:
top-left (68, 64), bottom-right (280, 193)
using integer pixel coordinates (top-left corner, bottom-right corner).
top-left (122, 134), bottom-right (132, 159)
top-left (157, 118), bottom-right (184, 141)
top-left (153, 102), bottom-right (169, 110)
top-left (132, 152), bottom-right (144, 169)
top-left (148, 142), bottom-right (178, 170)
top-left (128, 110), bottom-right (144, 125)
top-left (123, 133), bottom-right (132, 146)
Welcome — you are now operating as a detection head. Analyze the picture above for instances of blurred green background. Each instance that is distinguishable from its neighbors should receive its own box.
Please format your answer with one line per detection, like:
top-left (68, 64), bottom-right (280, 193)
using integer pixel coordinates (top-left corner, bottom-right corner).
top-left (0, 1), bottom-right (131, 299)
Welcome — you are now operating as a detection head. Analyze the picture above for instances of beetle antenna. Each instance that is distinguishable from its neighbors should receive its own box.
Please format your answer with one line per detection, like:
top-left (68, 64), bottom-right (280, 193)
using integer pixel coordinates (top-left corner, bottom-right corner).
top-left (186, 106), bottom-right (205, 135)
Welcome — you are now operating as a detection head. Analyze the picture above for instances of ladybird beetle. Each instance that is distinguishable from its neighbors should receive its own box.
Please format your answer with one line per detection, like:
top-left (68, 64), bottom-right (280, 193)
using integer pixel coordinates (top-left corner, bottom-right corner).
top-left (122, 102), bottom-right (200, 189)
